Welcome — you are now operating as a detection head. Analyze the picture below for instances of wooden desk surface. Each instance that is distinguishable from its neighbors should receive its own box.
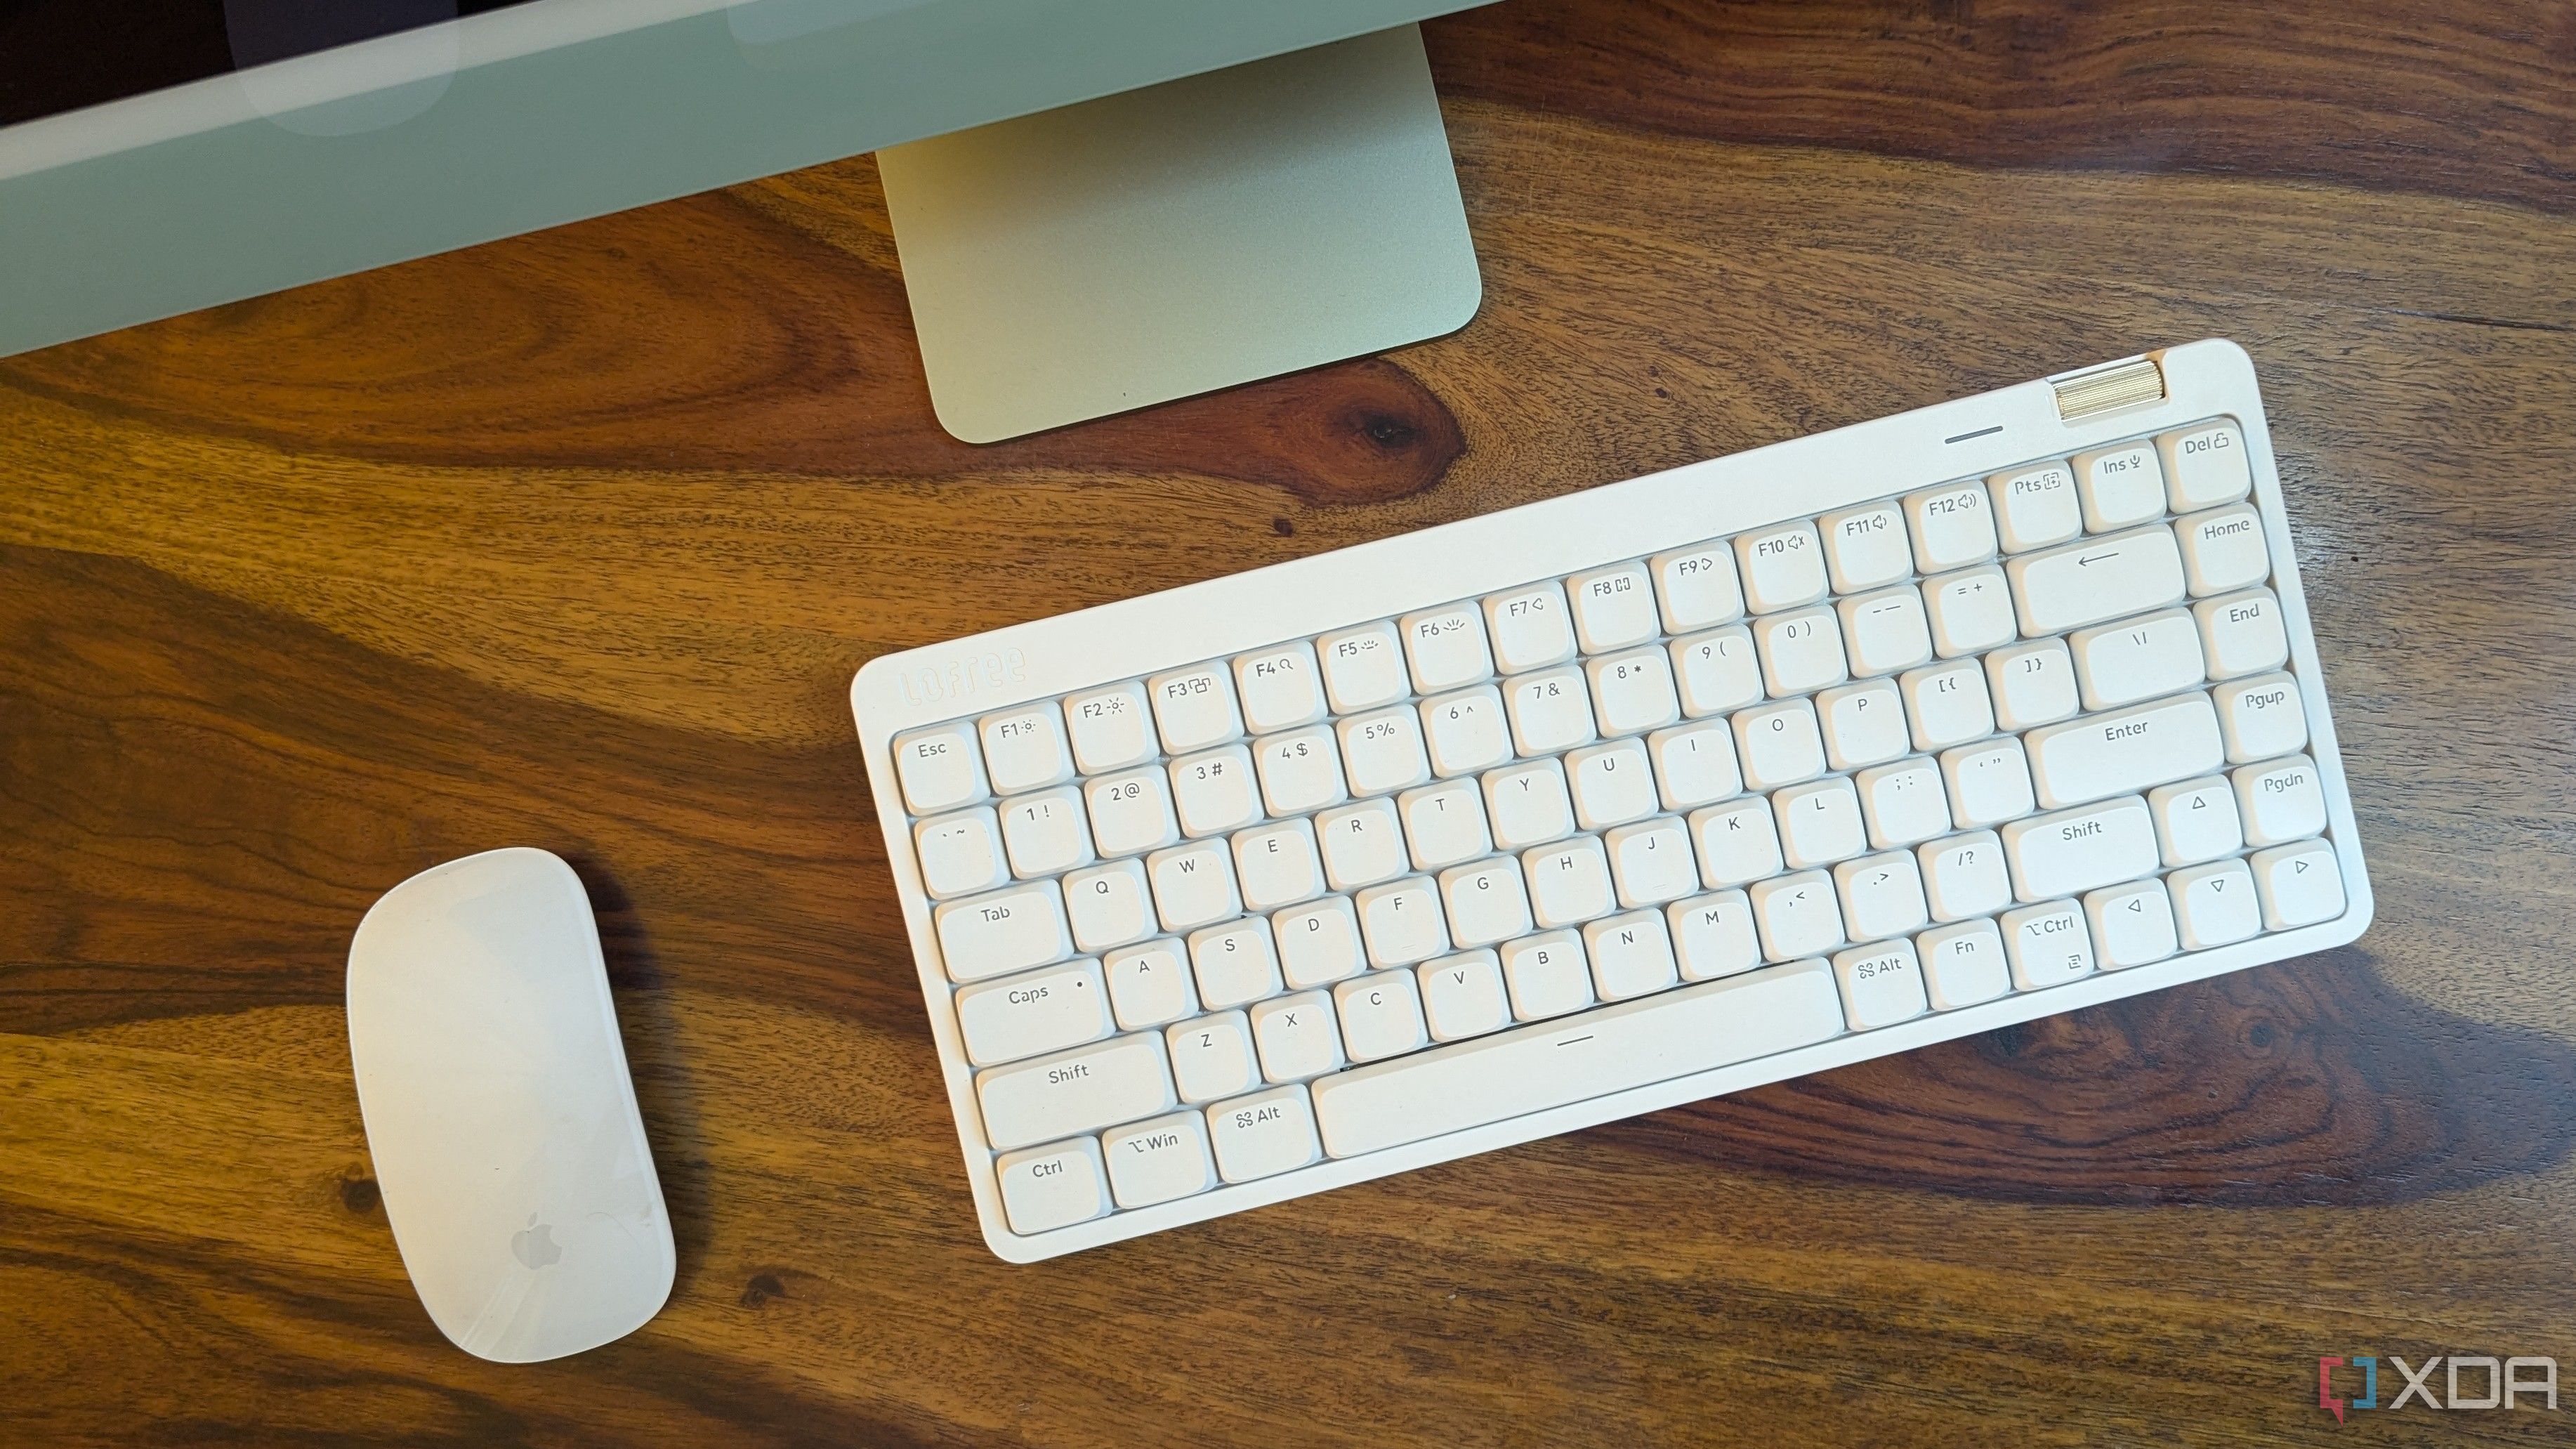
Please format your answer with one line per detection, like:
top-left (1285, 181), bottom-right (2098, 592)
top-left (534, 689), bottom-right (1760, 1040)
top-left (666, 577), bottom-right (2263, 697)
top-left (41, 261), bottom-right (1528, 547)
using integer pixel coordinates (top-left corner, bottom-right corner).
top-left (6, 2), bottom-right (2573, 1443)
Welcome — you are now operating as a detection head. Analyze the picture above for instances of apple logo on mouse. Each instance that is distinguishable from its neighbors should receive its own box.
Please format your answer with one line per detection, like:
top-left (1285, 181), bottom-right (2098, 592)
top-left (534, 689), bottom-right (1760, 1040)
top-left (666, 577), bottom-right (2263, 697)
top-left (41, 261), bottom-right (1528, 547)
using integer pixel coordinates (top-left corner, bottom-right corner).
top-left (511, 1214), bottom-right (562, 1271)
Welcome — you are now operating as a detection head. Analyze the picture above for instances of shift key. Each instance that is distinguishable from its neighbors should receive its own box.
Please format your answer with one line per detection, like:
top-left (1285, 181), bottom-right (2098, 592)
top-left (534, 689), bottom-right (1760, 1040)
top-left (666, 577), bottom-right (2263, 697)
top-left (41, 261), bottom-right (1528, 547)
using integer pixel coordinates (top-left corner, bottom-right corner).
top-left (977, 1032), bottom-right (1177, 1150)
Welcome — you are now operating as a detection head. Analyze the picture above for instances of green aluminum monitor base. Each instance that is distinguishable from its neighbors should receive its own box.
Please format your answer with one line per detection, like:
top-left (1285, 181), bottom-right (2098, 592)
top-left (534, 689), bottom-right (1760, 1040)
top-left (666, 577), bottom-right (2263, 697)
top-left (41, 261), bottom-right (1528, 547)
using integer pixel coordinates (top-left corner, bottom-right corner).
top-left (877, 25), bottom-right (1481, 442)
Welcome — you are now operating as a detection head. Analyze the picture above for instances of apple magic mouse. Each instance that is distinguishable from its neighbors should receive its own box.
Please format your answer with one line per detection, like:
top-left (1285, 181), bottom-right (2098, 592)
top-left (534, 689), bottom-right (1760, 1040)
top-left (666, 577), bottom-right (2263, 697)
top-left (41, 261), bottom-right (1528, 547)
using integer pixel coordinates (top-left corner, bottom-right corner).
top-left (346, 847), bottom-right (673, 1363)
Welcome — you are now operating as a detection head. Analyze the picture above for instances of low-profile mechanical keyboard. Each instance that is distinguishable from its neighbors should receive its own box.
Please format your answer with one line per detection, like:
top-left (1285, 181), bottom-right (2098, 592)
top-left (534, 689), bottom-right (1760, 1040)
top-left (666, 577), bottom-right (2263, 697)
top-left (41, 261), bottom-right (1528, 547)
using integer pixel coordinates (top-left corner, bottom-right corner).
top-left (850, 339), bottom-right (2371, 1261)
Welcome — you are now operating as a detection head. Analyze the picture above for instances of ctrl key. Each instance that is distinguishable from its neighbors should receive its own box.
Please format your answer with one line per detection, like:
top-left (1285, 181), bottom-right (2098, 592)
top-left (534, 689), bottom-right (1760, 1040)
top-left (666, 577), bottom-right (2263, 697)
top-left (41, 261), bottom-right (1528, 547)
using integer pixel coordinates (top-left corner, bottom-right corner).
top-left (996, 1139), bottom-right (1112, 1235)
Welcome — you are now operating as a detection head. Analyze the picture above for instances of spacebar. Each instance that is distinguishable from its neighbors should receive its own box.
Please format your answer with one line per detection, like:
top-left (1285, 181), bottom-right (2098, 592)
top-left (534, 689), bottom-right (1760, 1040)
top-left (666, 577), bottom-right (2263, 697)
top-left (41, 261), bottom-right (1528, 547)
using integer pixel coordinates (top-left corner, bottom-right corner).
top-left (1309, 960), bottom-right (1846, 1159)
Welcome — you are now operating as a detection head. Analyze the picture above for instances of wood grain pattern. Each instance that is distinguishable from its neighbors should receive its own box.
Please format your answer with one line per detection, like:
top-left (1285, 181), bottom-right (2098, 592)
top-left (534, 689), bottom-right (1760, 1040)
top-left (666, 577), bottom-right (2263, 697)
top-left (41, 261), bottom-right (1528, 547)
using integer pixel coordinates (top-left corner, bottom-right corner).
top-left (6, 1), bottom-right (2576, 1444)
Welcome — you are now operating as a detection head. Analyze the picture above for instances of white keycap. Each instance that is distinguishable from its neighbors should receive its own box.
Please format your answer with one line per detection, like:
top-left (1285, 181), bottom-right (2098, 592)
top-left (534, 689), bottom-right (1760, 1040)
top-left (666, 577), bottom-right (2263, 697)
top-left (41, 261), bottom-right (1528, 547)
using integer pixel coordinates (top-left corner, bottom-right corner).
top-left (1167, 1013), bottom-right (1258, 1103)
top-left (996, 1139), bottom-right (1112, 1234)
top-left (1776, 778), bottom-right (1867, 869)
top-left (1105, 938), bottom-right (1197, 1030)
top-left (1986, 639), bottom-right (2081, 730)
top-left (1337, 707), bottom-right (1431, 797)
top-left (1648, 721), bottom-right (1741, 810)
top-left (980, 704), bottom-right (1075, 795)
top-left (1064, 681), bottom-right (1159, 775)
top-left (2169, 859), bottom-right (2262, 950)
top-left (1146, 840), bottom-right (1240, 931)
top-left (2195, 589), bottom-right (2289, 678)
top-left (1899, 659), bottom-right (1995, 751)
top-left (1085, 768), bottom-right (1181, 858)
top-left (1422, 686), bottom-right (1514, 776)
top-left (1499, 931), bottom-right (1595, 1019)
top-left (1505, 668), bottom-right (1596, 756)
top-left (1754, 607), bottom-right (1848, 697)
top-left (1274, 897), bottom-right (1367, 989)
top-left (893, 720), bottom-right (988, 814)
top-left (2008, 525), bottom-right (2187, 636)
top-left (1232, 818), bottom-right (1323, 911)
top-left (1605, 817), bottom-right (1696, 907)
top-left (1169, 745), bottom-right (1262, 837)
top-left (1749, 870), bottom-right (1844, 960)
top-left (1917, 831), bottom-right (2011, 922)
top-left (2215, 673), bottom-right (2308, 763)
top-left (2001, 900), bottom-right (2094, 989)
top-left (1840, 587), bottom-right (1933, 678)
top-left (936, 879), bottom-right (1074, 982)
top-left (1483, 759), bottom-right (1576, 850)
top-left (2025, 692), bottom-right (2225, 809)
top-left (2086, 880), bottom-right (2178, 969)
top-left (1583, 910), bottom-right (1681, 1000)
top-left (1317, 620), bottom-right (1411, 713)
top-left (2002, 796), bottom-right (2159, 903)
top-left (1207, 1084), bottom-right (1322, 1182)
top-left (1399, 778), bottom-right (1492, 870)
top-left (1401, 603), bottom-right (1494, 693)
top-left (1316, 797), bottom-right (1408, 891)
top-left (1568, 737), bottom-right (1660, 829)
top-left (1188, 918), bottom-right (1282, 1009)
top-left (1524, 837), bottom-right (1616, 928)
top-left (1857, 756), bottom-right (1951, 848)
top-left (1233, 642), bottom-right (1327, 734)
top-left (1253, 726), bottom-right (1347, 816)
top-left (1440, 856), bottom-right (1535, 947)
top-left (2147, 776), bottom-right (2242, 866)
top-left (1987, 459), bottom-right (2082, 552)
top-left (1906, 483), bottom-right (1998, 572)
top-left (2159, 421), bottom-right (2252, 511)
top-left (1356, 877), bottom-right (1450, 966)
top-left (1001, 786), bottom-right (1094, 878)
top-left (2070, 609), bottom-right (2205, 711)
top-left (1103, 1113), bottom-right (1217, 1209)
top-left (2252, 839), bottom-right (2345, 929)
top-left (1586, 648), bottom-right (1683, 736)
top-left (1484, 584), bottom-right (1577, 674)
top-left (1941, 739), bottom-right (2035, 829)
top-left (1671, 627), bottom-right (1765, 716)
top-left (1834, 940), bottom-right (1928, 1028)
top-left (2234, 754), bottom-right (2326, 846)
top-left (1065, 858), bottom-right (1155, 952)
top-left (1817, 681), bottom-right (1910, 771)
top-left (2072, 442), bottom-right (2167, 532)
top-left (1691, 798), bottom-right (1785, 888)
top-left (2176, 504), bottom-right (2269, 597)
top-left (1652, 545), bottom-right (1745, 632)
top-left (1148, 664), bottom-right (1244, 754)
top-left (916, 806), bottom-right (1009, 898)
top-left (1820, 502), bottom-right (1913, 594)
top-left (1336, 971), bottom-right (1431, 1061)
top-left (956, 958), bottom-right (1115, 1066)
top-left (1834, 851), bottom-right (1928, 942)
top-left (1310, 963), bottom-right (1845, 1159)
top-left (978, 1032), bottom-right (1176, 1149)
top-left (1922, 566), bottom-right (2018, 657)
top-left (1567, 560), bottom-right (1661, 653)
top-left (1417, 950), bottom-right (1511, 1040)
top-left (1917, 919), bottom-right (2010, 1009)
top-left (1733, 700), bottom-right (1827, 790)
top-left (1669, 891), bottom-right (1761, 981)
top-left (1250, 990), bottom-right (1344, 1082)
top-left (1736, 520), bottom-right (1830, 613)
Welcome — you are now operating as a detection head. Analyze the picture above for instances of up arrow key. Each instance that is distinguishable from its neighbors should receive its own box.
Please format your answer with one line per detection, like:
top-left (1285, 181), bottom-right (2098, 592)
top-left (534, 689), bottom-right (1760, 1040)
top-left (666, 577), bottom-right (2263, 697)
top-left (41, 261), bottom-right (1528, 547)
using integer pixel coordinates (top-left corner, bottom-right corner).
top-left (2008, 525), bottom-right (2188, 634)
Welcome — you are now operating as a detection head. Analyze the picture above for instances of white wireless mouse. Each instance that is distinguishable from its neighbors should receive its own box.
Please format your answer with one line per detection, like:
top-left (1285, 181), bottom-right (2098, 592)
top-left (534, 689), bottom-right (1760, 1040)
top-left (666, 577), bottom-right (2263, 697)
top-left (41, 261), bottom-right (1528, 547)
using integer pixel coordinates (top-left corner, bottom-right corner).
top-left (346, 847), bottom-right (674, 1363)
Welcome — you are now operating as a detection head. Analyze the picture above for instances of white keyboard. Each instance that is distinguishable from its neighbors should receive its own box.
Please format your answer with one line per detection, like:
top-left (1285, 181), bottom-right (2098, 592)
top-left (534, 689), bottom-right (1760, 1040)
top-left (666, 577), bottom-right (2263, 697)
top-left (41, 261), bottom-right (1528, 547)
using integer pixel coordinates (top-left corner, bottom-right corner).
top-left (850, 339), bottom-right (2372, 1261)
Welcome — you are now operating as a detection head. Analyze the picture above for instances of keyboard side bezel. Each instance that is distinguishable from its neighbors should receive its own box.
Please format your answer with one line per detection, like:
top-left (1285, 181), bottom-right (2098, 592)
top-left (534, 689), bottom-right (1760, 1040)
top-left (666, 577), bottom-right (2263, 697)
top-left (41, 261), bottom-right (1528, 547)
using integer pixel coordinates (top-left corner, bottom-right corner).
top-left (850, 336), bottom-right (2374, 1262)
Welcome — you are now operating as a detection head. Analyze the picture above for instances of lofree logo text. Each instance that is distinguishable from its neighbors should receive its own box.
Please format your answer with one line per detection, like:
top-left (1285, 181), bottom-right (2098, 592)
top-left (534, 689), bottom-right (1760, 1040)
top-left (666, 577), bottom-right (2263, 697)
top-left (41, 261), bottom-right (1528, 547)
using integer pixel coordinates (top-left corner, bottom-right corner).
top-left (2318, 1356), bottom-right (2556, 1422)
